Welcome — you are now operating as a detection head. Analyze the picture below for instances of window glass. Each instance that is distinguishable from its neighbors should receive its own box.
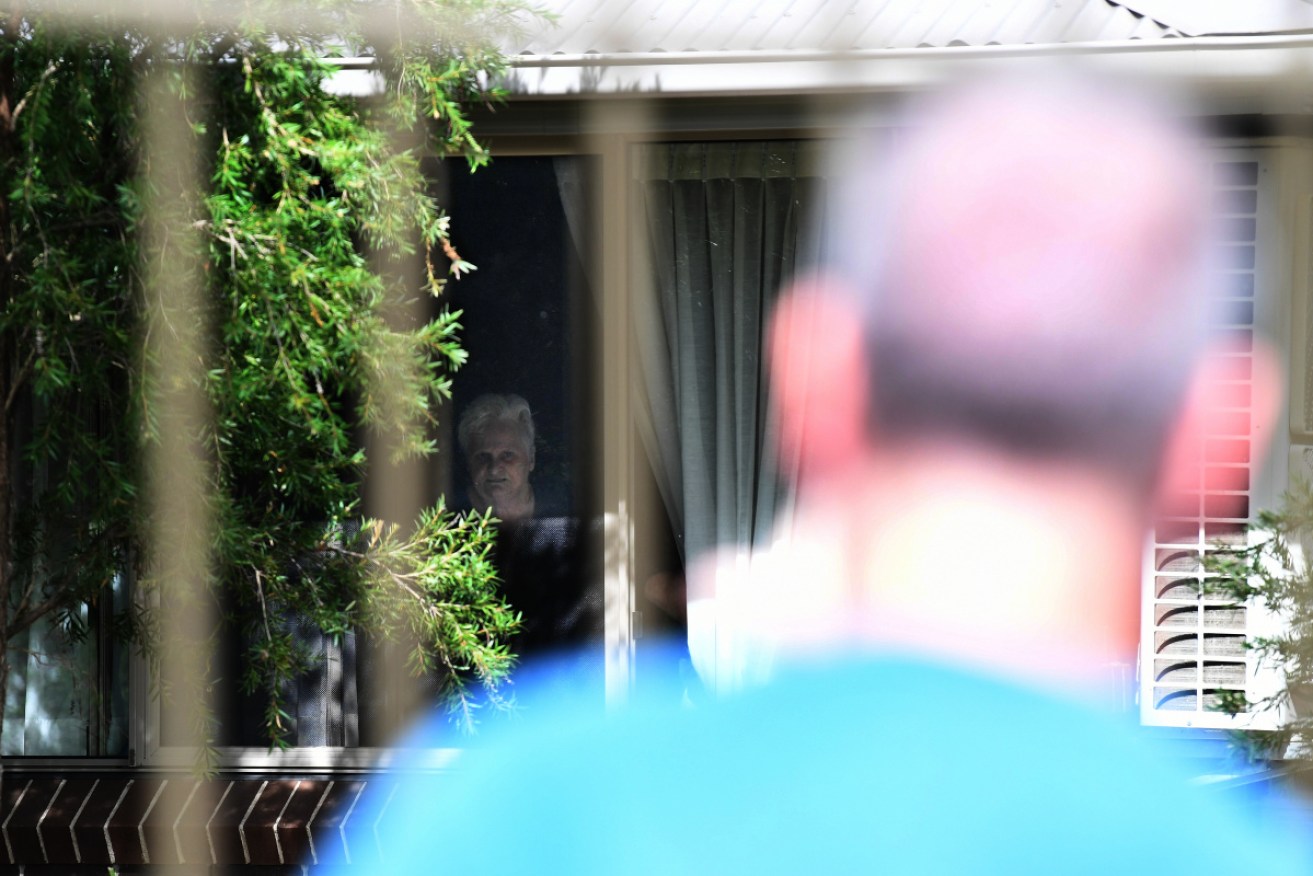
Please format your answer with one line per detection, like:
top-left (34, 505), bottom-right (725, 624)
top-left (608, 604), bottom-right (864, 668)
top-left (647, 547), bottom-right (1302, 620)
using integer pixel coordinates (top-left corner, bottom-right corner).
top-left (170, 155), bottom-right (604, 750)
top-left (630, 140), bottom-right (825, 691)
top-left (444, 156), bottom-right (604, 704)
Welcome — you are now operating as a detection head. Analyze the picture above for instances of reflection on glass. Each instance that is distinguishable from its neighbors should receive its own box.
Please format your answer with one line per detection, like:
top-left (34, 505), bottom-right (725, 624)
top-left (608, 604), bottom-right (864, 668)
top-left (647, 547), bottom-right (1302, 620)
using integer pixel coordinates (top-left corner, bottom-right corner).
top-left (446, 156), bottom-right (603, 687)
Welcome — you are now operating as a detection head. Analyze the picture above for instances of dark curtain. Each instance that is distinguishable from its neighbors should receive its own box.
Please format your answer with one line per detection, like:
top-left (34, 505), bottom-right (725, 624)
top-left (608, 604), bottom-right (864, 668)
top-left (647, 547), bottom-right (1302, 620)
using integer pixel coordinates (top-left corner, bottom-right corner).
top-left (633, 141), bottom-right (825, 567)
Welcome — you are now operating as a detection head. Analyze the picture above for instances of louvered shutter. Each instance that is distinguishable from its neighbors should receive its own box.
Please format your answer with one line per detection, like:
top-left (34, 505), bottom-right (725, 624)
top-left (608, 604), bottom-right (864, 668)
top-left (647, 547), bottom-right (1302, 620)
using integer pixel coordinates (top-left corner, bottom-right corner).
top-left (1140, 152), bottom-right (1282, 729)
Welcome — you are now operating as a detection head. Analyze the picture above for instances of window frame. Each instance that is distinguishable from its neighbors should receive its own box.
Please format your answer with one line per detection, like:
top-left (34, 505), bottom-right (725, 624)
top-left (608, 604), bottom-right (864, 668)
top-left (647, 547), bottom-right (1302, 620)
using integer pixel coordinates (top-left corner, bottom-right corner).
top-left (130, 133), bottom-right (632, 770)
top-left (1138, 142), bottom-right (1293, 731)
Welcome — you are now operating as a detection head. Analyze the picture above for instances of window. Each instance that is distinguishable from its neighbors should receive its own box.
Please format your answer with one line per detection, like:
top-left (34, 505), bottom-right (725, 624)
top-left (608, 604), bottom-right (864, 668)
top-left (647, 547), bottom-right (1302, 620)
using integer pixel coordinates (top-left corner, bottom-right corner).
top-left (3, 395), bottom-right (130, 757)
top-left (1, 583), bottom-right (128, 757)
top-left (1139, 150), bottom-right (1285, 729)
top-left (444, 155), bottom-right (604, 685)
top-left (627, 139), bottom-right (824, 689)
top-left (0, 151), bottom-right (602, 767)
top-left (142, 154), bottom-right (605, 763)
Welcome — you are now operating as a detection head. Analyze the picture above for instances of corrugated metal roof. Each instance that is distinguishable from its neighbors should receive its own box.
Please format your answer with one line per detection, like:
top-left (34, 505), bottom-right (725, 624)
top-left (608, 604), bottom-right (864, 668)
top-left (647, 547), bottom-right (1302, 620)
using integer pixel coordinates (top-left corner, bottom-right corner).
top-left (513, 0), bottom-right (1181, 58)
top-left (1116, 1), bottom-right (1313, 36)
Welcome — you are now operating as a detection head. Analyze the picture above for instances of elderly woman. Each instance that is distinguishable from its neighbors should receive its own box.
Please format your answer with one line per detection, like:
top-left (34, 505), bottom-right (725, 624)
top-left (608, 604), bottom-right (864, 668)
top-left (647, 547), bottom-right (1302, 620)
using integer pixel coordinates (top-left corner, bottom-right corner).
top-left (457, 393), bottom-right (599, 658)
top-left (457, 393), bottom-right (538, 523)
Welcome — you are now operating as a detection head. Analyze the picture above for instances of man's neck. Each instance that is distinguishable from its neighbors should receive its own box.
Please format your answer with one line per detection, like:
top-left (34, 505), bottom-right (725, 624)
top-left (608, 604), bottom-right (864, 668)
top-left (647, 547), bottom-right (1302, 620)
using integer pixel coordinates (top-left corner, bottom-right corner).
top-left (789, 443), bottom-right (1148, 698)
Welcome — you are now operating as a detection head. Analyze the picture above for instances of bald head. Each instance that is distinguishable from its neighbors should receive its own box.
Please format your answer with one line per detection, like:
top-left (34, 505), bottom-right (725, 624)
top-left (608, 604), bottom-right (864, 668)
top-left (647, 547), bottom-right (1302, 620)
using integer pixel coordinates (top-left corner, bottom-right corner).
top-left (835, 75), bottom-right (1212, 482)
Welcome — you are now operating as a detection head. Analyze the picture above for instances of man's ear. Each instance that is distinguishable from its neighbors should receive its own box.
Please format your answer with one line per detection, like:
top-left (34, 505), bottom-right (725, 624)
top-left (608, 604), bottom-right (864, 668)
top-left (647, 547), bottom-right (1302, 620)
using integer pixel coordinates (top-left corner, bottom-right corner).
top-left (1156, 338), bottom-right (1283, 519)
top-left (768, 279), bottom-right (870, 486)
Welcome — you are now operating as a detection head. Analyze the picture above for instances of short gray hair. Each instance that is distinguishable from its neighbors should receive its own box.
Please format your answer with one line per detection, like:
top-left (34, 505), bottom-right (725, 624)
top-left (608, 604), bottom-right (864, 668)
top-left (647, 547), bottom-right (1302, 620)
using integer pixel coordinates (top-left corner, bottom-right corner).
top-left (828, 74), bottom-right (1210, 485)
top-left (457, 393), bottom-right (536, 463)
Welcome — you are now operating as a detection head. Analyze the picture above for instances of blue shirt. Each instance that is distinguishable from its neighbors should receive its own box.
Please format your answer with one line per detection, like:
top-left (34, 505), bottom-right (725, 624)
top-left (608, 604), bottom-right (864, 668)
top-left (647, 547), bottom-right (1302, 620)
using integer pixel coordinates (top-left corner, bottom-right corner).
top-left (322, 654), bottom-right (1313, 874)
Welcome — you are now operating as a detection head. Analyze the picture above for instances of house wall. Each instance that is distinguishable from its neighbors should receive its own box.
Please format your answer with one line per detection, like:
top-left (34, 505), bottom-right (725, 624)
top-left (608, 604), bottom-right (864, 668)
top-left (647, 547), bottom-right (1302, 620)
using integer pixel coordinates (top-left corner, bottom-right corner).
top-left (10, 78), bottom-right (1313, 874)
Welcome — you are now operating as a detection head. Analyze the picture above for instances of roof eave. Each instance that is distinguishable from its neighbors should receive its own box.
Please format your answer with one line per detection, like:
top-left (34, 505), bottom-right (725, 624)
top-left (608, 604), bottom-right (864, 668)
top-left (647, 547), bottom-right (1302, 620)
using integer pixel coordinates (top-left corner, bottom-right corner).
top-left (502, 33), bottom-right (1313, 105)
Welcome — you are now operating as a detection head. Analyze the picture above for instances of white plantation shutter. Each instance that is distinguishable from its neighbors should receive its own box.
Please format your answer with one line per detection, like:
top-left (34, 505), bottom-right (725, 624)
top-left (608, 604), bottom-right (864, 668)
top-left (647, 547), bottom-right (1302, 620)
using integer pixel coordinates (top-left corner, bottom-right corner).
top-left (1140, 152), bottom-right (1282, 729)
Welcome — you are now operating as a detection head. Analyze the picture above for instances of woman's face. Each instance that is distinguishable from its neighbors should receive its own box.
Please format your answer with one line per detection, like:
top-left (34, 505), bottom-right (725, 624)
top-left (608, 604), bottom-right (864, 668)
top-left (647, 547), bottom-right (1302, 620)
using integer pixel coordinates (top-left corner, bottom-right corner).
top-left (467, 422), bottom-right (534, 513)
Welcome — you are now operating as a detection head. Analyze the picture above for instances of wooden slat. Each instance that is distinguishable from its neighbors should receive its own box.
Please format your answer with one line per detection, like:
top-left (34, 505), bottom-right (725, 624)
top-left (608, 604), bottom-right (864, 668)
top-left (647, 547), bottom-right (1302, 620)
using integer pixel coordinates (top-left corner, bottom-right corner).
top-left (35, 778), bottom-right (99, 864)
top-left (105, 777), bottom-right (167, 866)
top-left (2, 777), bottom-right (61, 864)
top-left (206, 779), bottom-right (265, 865)
top-left (0, 774), bottom-right (417, 869)
top-left (308, 780), bottom-right (368, 866)
top-left (241, 779), bottom-right (300, 865)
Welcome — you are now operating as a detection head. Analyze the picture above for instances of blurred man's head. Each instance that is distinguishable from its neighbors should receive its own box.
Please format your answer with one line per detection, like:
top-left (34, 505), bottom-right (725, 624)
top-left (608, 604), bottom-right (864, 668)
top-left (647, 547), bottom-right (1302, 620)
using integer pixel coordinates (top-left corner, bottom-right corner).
top-left (775, 73), bottom-right (1240, 495)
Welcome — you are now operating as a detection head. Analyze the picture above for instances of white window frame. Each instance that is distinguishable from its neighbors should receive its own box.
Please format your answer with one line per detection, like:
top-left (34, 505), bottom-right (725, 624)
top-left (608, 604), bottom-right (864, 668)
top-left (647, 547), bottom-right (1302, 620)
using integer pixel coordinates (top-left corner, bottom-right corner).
top-left (122, 132), bottom-right (641, 771)
top-left (1139, 142), bottom-right (1293, 730)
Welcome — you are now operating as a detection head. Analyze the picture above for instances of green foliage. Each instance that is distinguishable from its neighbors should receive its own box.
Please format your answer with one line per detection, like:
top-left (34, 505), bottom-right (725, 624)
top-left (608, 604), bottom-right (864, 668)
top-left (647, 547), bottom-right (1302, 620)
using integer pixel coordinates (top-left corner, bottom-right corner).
top-left (1, 2), bottom-right (536, 760)
top-left (1, 29), bottom-right (146, 748)
top-left (358, 506), bottom-right (519, 725)
top-left (1204, 479), bottom-right (1313, 760)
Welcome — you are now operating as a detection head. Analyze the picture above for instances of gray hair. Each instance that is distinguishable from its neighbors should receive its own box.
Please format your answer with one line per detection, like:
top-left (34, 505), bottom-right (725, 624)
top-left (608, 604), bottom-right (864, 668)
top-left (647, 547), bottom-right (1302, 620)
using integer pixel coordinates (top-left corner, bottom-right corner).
top-left (827, 74), bottom-right (1211, 485)
top-left (458, 393), bottom-right (536, 463)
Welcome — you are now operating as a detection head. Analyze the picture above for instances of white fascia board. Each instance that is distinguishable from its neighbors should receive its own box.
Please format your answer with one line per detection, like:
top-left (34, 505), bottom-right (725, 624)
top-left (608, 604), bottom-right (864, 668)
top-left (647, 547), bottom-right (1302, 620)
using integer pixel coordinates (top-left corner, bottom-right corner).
top-left (503, 37), bottom-right (1313, 108)
top-left (503, 55), bottom-right (947, 99)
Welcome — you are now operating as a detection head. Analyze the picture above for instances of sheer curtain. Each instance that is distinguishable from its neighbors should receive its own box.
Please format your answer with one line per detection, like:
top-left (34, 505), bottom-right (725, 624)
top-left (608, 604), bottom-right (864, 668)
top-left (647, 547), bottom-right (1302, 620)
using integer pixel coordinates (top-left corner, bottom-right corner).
top-left (632, 141), bottom-right (825, 688)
